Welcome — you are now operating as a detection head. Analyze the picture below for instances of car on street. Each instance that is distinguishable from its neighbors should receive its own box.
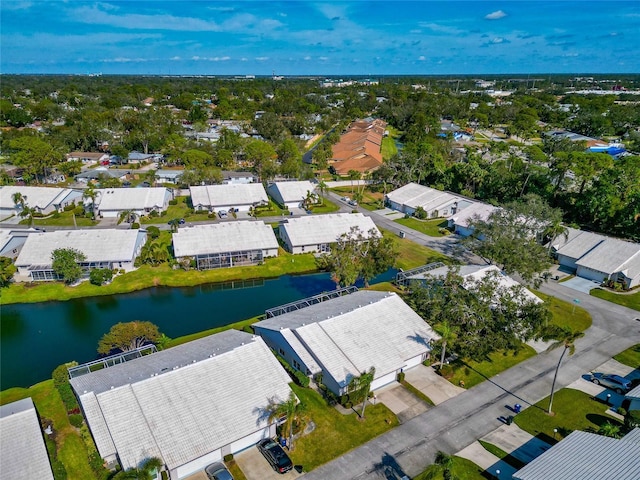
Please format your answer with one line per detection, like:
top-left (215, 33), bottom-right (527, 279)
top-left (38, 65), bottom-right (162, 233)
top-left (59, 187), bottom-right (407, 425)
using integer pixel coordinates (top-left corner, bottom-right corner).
top-left (205, 462), bottom-right (234, 480)
top-left (257, 438), bottom-right (293, 474)
top-left (589, 372), bottom-right (632, 393)
top-left (218, 210), bottom-right (228, 219)
top-left (341, 196), bottom-right (350, 202)
top-left (179, 218), bottom-right (186, 225)
top-left (348, 199), bottom-right (358, 206)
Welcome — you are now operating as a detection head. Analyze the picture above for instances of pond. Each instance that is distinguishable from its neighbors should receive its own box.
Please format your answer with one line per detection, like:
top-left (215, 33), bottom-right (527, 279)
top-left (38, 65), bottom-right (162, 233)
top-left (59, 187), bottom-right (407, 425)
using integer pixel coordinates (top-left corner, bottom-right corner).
top-left (1, 269), bottom-right (396, 389)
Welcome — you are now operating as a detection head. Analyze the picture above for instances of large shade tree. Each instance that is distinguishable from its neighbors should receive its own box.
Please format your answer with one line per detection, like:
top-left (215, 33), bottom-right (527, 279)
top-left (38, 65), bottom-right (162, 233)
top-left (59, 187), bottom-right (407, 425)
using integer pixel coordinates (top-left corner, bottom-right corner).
top-left (51, 248), bottom-right (86, 284)
top-left (98, 321), bottom-right (162, 355)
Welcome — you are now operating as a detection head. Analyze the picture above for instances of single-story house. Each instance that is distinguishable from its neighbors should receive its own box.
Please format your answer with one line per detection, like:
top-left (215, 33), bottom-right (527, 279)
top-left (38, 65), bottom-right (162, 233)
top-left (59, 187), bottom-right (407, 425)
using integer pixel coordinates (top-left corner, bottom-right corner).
top-left (0, 227), bottom-right (36, 260)
top-left (74, 168), bottom-right (130, 184)
top-left (94, 187), bottom-right (172, 218)
top-left (397, 263), bottom-right (542, 305)
top-left (278, 213), bottom-right (380, 254)
top-left (266, 181), bottom-right (317, 209)
top-left (221, 171), bottom-right (257, 185)
top-left (254, 290), bottom-right (439, 396)
top-left (623, 385), bottom-right (640, 412)
top-left (127, 151), bottom-right (157, 164)
top-left (155, 170), bottom-right (183, 185)
top-left (554, 229), bottom-right (640, 289)
top-left (0, 397), bottom-right (54, 480)
top-left (66, 151), bottom-right (109, 165)
top-left (172, 221), bottom-right (279, 270)
top-left (189, 184), bottom-right (268, 213)
top-left (0, 186), bottom-right (83, 217)
top-left (386, 183), bottom-right (470, 218)
top-left (15, 229), bottom-right (146, 281)
top-left (513, 429), bottom-right (640, 480)
top-left (69, 330), bottom-right (294, 479)
top-left (447, 201), bottom-right (498, 238)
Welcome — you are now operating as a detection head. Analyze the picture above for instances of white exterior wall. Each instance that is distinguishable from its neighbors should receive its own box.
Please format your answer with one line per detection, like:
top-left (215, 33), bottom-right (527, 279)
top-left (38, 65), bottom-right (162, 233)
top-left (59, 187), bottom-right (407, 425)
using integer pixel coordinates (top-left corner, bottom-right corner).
top-left (174, 448), bottom-right (221, 479)
top-left (370, 371), bottom-right (398, 391)
top-left (557, 254), bottom-right (579, 272)
top-left (254, 328), bottom-right (314, 377)
top-left (387, 199), bottom-right (405, 213)
top-left (229, 426), bottom-right (270, 454)
top-left (264, 248), bottom-right (279, 258)
top-left (576, 265), bottom-right (608, 283)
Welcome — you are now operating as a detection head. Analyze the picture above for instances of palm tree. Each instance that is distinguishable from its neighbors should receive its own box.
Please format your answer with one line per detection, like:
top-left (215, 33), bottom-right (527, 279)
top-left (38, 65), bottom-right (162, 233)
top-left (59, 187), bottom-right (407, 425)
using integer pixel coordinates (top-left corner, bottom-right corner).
top-left (544, 220), bottom-right (569, 255)
top-left (348, 169), bottom-right (361, 195)
top-left (120, 209), bottom-right (137, 225)
top-left (265, 391), bottom-right (307, 451)
top-left (83, 185), bottom-right (98, 220)
top-left (168, 218), bottom-right (180, 233)
top-left (598, 421), bottom-right (621, 439)
top-left (19, 205), bottom-right (37, 227)
top-left (317, 179), bottom-right (327, 206)
top-left (547, 328), bottom-right (584, 414)
top-left (436, 321), bottom-right (457, 370)
top-left (12, 192), bottom-right (26, 210)
top-left (113, 457), bottom-right (163, 480)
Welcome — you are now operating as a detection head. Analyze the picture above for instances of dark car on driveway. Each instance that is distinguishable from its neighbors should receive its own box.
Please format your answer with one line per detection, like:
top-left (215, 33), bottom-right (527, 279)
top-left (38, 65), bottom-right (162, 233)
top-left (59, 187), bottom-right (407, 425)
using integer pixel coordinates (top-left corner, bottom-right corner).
top-left (257, 438), bottom-right (293, 474)
top-left (589, 372), bottom-right (632, 394)
top-left (205, 462), bottom-right (233, 480)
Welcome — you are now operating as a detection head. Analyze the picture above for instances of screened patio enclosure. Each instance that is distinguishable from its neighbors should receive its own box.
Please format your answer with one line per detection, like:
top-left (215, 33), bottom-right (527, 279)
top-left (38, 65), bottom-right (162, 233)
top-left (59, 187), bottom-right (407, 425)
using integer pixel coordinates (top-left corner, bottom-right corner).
top-left (195, 249), bottom-right (264, 270)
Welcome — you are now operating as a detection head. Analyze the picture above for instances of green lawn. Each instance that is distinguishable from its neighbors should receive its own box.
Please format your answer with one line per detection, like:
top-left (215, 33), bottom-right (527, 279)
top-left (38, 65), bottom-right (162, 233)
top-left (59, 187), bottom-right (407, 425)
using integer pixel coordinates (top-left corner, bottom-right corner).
top-left (613, 344), bottom-right (640, 369)
top-left (167, 317), bottom-right (260, 348)
top-left (591, 288), bottom-right (640, 311)
top-left (381, 229), bottom-right (451, 270)
top-left (394, 217), bottom-right (449, 237)
top-left (534, 291), bottom-right (592, 333)
top-left (288, 384), bottom-right (399, 471)
top-left (1, 380), bottom-right (100, 479)
top-left (442, 345), bottom-right (537, 389)
top-left (331, 186), bottom-right (385, 211)
top-left (1, 248), bottom-right (318, 305)
top-left (141, 196), bottom-right (210, 224)
top-left (381, 126), bottom-right (401, 161)
top-left (21, 210), bottom-right (98, 227)
top-left (413, 455), bottom-right (485, 480)
top-left (514, 388), bottom-right (623, 444)
top-left (309, 197), bottom-right (340, 214)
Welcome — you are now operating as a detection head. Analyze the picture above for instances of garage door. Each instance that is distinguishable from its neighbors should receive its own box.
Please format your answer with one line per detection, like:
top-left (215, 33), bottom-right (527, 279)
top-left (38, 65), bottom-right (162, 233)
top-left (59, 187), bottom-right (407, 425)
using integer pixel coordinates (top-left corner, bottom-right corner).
top-left (371, 371), bottom-right (397, 391)
top-left (404, 354), bottom-right (424, 370)
top-left (176, 449), bottom-right (221, 479)
top-left (230, 427), bottom-right (270, 454)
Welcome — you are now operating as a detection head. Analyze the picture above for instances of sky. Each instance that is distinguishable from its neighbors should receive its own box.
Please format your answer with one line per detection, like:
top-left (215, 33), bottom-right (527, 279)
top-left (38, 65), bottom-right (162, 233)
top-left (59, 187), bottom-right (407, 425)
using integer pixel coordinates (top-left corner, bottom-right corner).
top-left (2, 1), bottom-right (639, 76)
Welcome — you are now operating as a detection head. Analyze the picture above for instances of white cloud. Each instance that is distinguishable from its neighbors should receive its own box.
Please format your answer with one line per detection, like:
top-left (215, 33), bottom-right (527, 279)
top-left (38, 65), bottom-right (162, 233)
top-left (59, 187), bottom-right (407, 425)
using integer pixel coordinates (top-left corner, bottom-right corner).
top-left (319, 56), bottom-right (329, 61)
top-left (255, 57), bottom-right (269, 61)
top-left (102, 57), bottom-right (149, 63)
top-left (170, 56), bottom-right (181, 61)
top-left (240, 57), bottom-right (248, 61)
top-left (418, 55), bottom-right (426, 61)
top-left (485, 10), bottom-right (507, 20)
top-left (303, 56), bottom-right (312, 61)
top-left (491, 37), bottom-right (505, 44)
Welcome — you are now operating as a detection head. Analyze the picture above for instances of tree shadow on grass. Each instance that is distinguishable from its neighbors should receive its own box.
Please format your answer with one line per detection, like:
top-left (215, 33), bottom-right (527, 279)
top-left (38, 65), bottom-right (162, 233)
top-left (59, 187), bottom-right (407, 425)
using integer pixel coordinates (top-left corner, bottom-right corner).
top-left (586, 413), bottom-right (623, 428)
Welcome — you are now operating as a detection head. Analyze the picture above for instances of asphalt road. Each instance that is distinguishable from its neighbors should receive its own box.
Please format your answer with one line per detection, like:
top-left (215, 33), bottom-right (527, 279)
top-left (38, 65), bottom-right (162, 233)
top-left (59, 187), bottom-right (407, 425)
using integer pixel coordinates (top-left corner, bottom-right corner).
top-left (302, 281), bottom-right (640, 479)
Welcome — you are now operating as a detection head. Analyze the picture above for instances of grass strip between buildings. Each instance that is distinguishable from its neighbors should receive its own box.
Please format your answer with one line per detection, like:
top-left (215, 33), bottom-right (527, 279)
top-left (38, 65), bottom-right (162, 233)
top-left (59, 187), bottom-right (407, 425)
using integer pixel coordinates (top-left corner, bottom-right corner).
top-left (413, 455), bottom-right (486, 480)
top-left (394, 217), bottom-right (449, 237)
top-left (400, 379), bottom-right (435, 406)
top-left (613, 344), bottom-right (640, 369)
top-left (478, 440), bottom-right (527, 470)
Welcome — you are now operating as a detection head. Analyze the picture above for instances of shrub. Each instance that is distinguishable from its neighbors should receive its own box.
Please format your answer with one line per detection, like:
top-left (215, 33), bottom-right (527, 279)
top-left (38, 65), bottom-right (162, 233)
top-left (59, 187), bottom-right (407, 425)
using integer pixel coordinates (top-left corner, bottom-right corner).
top-left (161, 210), bottom-right (167, 217)
top-left (45, 435), bottom-right (67, 479)
top-left (57, 383), bottom-right (80, 412)
top-left (85, 212), bottom-right (93, 219)
top-left (294, 370), bottom-right (310, 387)
top-left (131, 222), bottom-right (140, 229)
top-left (625, 410), bottom-right (640, 430)
top-left (397, 371), bottom-right (405, 382)
top-left (69, 414), bottom-right (84, 428)
top-left (89, 268), bottom-right (113, 286)
top-left (146, 226), bottom-right (160, 239)
top-left (32, 212), bottom-right (45, 218)
top-left (273, 351), bottom-right (311, 388)
top-left (64, 204), bottom-right (75, 212)
top-left (414, 206), bottom-right (428, 219)
top-left (208, 213), bottom-right (216, 218)
top-left (169, 199), bottom-right (178, 205)
top-left (74, 206), bottom-right (85, 215)
top-left (149, 210), bottom-right (159, 218)
top-left (223, 454), bottom-right (234, 462)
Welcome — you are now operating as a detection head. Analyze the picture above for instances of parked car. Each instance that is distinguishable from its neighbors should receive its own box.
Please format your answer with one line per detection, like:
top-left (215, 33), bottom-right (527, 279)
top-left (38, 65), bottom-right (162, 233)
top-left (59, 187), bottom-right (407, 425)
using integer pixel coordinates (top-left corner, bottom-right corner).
top-left (205, 462), bottom-right (234, 480)
top-left (218, 210), bottom-right (228, 219)
top-left (178, 218), bottom-right (186, 225)
top-left (348, 199), bottom-right (358, 206)
top-left (341, 196), bottom-right (350, 202)
top-left (589, 372), bottom-right (632, 393)
top-left (257, 438), bottom-right (293, 474)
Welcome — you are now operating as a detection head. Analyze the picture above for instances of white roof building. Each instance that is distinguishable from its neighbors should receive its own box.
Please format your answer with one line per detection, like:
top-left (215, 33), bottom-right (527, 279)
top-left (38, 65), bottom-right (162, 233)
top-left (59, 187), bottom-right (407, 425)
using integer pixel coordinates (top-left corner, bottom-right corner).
top-left (0, 397), bottom-right (54, 480)
top-left (279, 213), bottom-right (380, 254)
top-left (70, 330), bottom-right (293, 479)
top-left (554, 228), bottom-right (640, 289)
top-left (266, 181), bottom-right (317, 209)
top-left (254, 290), bottom-right (438, 395)
top-left (0, 186), bottom-right (82, 216)
top-left (94, 187), bottom-right (172, 218)
top-left (189, 184), bottom-right (268, 213)
top-left (172, 221), bottom-right (279, 269)
top-left (0, 227), bottom-right (36, 260)
top-left (15, 229), bottom-right (146, 280)
top-left (447, 201), bottom-right (499, 238)
top-left (513, 429), bottom-right (640, 480)
top-left (386, 183), bottom-right (468, 218)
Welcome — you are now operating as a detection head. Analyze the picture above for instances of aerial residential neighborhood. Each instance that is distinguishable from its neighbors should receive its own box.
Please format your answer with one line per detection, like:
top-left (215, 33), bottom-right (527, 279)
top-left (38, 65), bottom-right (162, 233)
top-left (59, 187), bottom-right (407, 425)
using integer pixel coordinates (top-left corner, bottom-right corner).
top-left (1, 2), bottom-right (640, 480)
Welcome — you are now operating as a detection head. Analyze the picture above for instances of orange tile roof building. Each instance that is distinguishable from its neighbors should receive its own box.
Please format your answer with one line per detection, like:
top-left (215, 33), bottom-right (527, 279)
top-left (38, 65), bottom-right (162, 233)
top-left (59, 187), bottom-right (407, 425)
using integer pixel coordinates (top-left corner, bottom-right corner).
top-left (330, 119), bottom-right (386, 175)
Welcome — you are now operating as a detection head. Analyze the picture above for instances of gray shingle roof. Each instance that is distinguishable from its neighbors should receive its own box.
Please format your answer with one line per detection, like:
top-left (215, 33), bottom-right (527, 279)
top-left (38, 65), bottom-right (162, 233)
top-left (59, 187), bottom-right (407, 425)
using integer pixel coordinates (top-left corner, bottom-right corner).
top-left (96, 187), bottom-right (169, 212)
top-left (575, 238), bottom-right (640, 276)
top-left (172, 221), bottom-right (278, 257)
top-left (0, 185), bottom-right (81, 210)
top-left (513, 429), bottom-right (640, 480)
top-left (267, 181), bottom-right (316, 204)
top-left (71, 330), bottom-right (293, 471)
top-left (255, 291), bottom-right (438, 389)
top-left (386, 183), bottom-right (460, 211)
top-left (0, 397), bottom-right (54, 480)
top-left (555, 230), bottom-right (605, 261)
top-left (280, 213), bottom-right (379, 247)
top-left (15, 229), bottom-right (145, 267)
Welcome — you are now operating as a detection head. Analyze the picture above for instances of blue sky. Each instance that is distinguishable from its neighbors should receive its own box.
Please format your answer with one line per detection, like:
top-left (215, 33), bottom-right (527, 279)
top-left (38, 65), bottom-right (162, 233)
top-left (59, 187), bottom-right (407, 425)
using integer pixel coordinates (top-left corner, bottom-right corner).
top-left (2, 1), bottom-right (639, 75)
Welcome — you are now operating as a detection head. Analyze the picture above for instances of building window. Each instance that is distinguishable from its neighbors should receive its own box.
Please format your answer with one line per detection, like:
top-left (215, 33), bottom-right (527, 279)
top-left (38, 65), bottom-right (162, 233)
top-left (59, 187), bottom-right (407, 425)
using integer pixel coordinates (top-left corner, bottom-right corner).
top-left (279, 348), bottom-right (285, 356)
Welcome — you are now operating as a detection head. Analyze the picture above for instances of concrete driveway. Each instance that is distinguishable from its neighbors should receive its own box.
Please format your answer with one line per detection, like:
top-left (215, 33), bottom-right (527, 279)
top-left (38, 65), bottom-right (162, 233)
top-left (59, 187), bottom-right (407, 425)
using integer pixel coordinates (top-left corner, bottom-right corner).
top-left (481, 424), bottom-right (551, 464)
top-left (374, 382), bottom-right (429, 423)
top-left (560, 276), bottom-right (601, 294)
top-left (403, 364), bottom-right (466, 405)
top-left (234, 445), bottom-right (303, 480)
